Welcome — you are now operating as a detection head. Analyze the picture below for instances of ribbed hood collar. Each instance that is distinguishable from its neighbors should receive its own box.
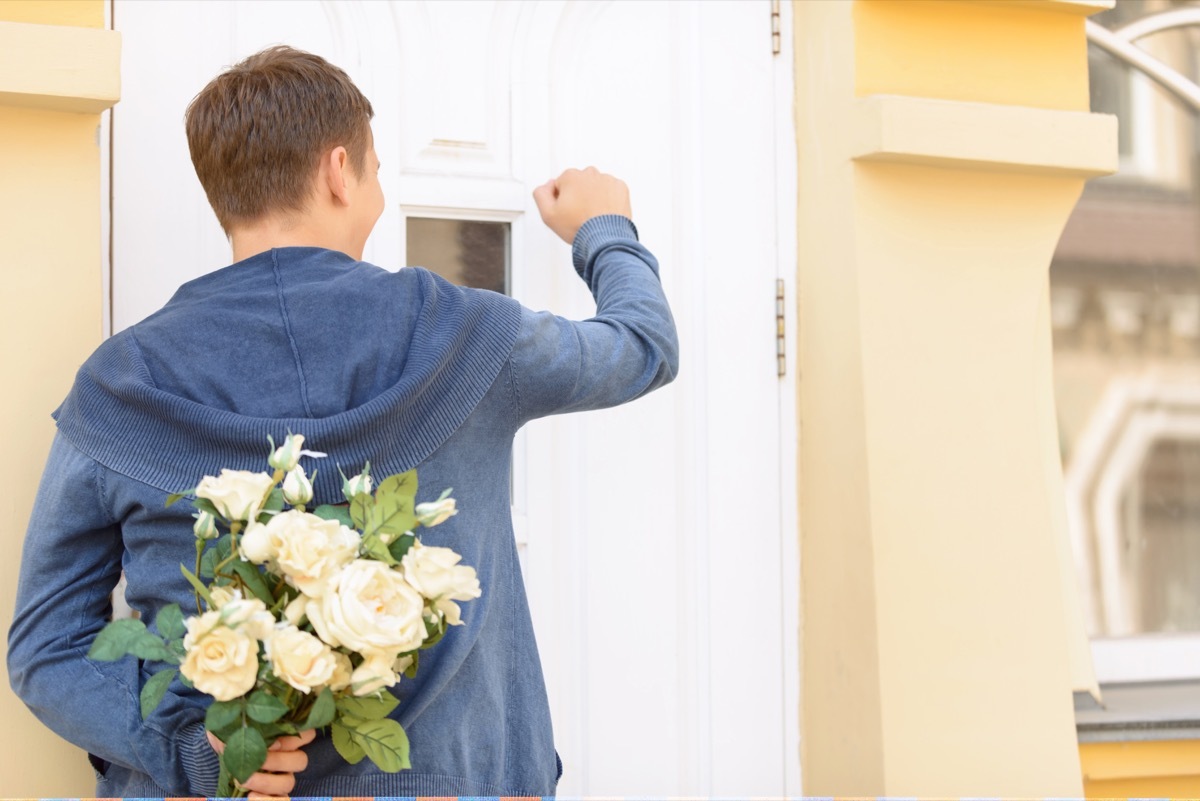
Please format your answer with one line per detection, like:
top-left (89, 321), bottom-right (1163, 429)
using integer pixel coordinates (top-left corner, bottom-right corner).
top-left (52, 250), bottom-right (522, 502)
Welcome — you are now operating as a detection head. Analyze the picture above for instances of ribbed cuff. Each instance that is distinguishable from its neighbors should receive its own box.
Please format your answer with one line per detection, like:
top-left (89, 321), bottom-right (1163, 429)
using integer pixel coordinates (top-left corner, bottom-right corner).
top-left (571, 214), bottom-right (639, 284)
top-left (179, 719), bottom-right (220, 795)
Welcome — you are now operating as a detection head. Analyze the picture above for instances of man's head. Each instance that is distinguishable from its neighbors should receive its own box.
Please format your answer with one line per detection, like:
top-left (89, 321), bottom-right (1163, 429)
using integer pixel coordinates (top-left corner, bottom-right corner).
top-left (185, 46), bottom-right (378, 241)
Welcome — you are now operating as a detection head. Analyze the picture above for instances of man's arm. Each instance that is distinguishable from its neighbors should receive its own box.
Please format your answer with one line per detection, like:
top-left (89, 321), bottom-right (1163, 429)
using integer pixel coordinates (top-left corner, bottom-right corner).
top-left (7, 433), bottom-right (219, 794)
top-left (512, 169), bottom-right (679, 422)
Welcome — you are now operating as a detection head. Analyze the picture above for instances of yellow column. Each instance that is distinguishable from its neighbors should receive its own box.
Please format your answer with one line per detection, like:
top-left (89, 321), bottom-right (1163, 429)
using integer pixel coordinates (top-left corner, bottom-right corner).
top-left (0, 1), bottom-right (118, 794)
top-left (794, 0), bottom-right (1115, 795)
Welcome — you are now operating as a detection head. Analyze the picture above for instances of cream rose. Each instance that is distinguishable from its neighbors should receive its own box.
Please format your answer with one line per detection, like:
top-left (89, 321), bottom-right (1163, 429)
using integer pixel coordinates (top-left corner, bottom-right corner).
top-left (305, 559), bottom-right (427, 656)
top-left (193, 511), bottom-right (219, 540)
top-left (208, 585), bottom-right (236, 610)
top-left (342, 471), bottom-right (372, 501)
top-left (196, 470), bottom-right (276, 522)
top-left (282, 465), bottom-right (313, 506)
top-left (180, 612), bottom-right (258, 702)
top-left (240, 510), bottom-right (360, 598)
top-left (283, 594), bottom-right (308, 627)
top-left (275, 511), bottom-right (360, 597)
top-left (266, 625), bottom-right (338, 694)
top-left (268, 433), bottom-right (306, 472)
top-left (350, 652), bottom-right (399, 697)
top-left (415, 498), bottom-right (457, 527)
top-left (238, 520), bottom-right (280, 566)
top-left (328, 651), bottom-right (353, 692)
top-left (401, 544), bottom-right (481, 626)
top-left (219, 596), bottom-right (275, 641)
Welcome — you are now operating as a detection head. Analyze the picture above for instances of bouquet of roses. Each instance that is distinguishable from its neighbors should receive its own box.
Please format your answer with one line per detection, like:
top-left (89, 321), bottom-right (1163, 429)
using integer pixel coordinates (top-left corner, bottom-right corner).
top-left (88, 434), bottom-right (480, 796)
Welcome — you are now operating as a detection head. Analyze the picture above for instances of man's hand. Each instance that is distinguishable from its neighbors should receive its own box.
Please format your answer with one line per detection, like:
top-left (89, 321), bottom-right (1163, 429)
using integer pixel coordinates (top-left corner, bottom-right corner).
top-left (533, 166), bottom-right (632, 245)
top-left (207, 728), bottom-right (315, 799)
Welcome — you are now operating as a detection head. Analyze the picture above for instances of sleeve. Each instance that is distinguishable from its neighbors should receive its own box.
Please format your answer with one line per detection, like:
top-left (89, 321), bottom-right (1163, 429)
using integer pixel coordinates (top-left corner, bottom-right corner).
top-left (510, 214), bottom-right (679, 423)
top-left (7, 432), bottom-right (220, 794)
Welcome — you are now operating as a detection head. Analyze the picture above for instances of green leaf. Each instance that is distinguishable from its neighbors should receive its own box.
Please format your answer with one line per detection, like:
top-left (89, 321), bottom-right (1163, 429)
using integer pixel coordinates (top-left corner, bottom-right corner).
top-left (403, 651), bottom-right (419, 679)
top-left (360, 532), bottom-right (397, 565)
top-left (155, 603), bottom-right (185, 640)
top-left (217, 761), bottom-right (234, 798)
top-left (275, 719), bottom-right (299, 736)
top-left (88, 618), bottom-right (148, 661)
top-left (303, 687), bottom-right (336, 729)
top-left (222, 726), bottom-right (268, 783)
top-left (128, 631), bottom-right (173, 663)
top-left (192, 497), bottom-right (222, 520)
top-left (367, 494), bottom-right (416, 538)
top-left (245, 690), bottom-right (288, 724)
top-left (199, 547), bottom-right (217, 580)
top-left (336, 691), bottom-right (399, 721)
top-left (312, 504), bottom-right (354, 527)
top-left (139, 669), bottom-right (177, 720)
top-left (387, 533), bottom-right (417, 563)
top-left (350, 718), bottom-right (411, 773)
top-left (257, 488), bottom-right (285, 522)
top-left (349, 492), bottom-right (373, 530)
top-left (230, 560), bottom-right (274, 605)
top-left (165, 490), bottom-right (194, 508)
top-left (198, 533), bottom-right (232, 581)
top-left (205, 699), bottom-right (243, 734)
top-left (269, 584), bottom-right (299, 616)
top-left (331, 722), bottom-right (366, 765)
top-left (181, 564), bottom-right (214, 608)
top-left (422, 617), bottom-right (446, 649)
top-left (250, 720), bottom-right (287, 742)
top-left (376, 470), bottom-right (418, 500)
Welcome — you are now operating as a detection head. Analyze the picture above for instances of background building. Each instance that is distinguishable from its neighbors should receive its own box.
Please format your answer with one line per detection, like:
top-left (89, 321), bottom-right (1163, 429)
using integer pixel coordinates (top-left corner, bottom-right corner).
top-left (1054, 0), bottom-right (1200, 793)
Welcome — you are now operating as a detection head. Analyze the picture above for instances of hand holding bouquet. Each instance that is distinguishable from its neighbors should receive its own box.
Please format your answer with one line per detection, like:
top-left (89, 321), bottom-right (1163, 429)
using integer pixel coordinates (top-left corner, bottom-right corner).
top-left (88, 435), bottom-right (480, 796)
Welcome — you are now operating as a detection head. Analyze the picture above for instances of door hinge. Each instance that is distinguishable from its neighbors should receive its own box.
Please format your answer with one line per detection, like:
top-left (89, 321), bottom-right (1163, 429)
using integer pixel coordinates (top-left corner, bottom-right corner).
top-left (771, 0), bottom-right (781, 56)
top-left (776, 279), bottom-right (787, 377)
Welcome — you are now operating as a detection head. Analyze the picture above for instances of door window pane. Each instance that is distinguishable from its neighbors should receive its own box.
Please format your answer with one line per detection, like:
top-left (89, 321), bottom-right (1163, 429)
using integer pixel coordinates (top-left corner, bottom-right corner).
top-left (406, 217), bottom-right (510, 295)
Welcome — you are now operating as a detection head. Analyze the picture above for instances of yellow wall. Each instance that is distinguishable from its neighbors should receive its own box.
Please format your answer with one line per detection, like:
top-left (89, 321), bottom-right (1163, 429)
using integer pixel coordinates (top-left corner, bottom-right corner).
top-left (0, 0), bottom-right (115, 795)
top-left (795, 0), bottom-right (1114, 794)
top-left (1081, 740), bottom-right (1200, 796)
top-left (0, 0), bottom-right (102, 27)
top-left (855, 0), bottom-right (1090, 111)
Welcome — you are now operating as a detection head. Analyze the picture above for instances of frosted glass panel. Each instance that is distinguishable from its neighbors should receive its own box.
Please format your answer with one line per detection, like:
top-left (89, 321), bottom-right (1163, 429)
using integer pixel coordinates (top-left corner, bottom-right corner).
top-left (406, 218), bottom-right (510, 295)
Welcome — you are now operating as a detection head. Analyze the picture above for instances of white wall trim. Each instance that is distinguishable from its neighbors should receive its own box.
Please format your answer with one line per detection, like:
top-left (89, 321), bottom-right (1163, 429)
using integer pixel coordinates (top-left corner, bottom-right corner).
top-left (1092, 635), bottom-right (1200, 684)
top-left (773, 0), bottom-right (802, 794)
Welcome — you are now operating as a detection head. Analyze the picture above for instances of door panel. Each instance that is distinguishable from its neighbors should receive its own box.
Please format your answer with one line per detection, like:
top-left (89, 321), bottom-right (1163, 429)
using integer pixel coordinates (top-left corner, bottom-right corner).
top-left (113, 1), bottom-right (793, 794)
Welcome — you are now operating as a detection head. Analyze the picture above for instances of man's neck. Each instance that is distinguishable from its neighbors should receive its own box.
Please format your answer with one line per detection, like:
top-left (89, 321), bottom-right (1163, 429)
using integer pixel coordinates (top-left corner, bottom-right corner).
top-left (230, 216), bottom-right (358, 263)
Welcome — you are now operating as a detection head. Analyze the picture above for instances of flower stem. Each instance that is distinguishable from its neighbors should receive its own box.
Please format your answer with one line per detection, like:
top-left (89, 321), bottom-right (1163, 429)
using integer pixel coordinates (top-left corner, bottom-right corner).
top-left (193, 539), bottom-right (205, 613)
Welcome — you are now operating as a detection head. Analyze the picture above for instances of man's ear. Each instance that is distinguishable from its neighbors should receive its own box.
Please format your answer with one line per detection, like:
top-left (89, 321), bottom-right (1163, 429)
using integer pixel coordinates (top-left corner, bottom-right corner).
top-left (322, 146), bottom-right (352, 207)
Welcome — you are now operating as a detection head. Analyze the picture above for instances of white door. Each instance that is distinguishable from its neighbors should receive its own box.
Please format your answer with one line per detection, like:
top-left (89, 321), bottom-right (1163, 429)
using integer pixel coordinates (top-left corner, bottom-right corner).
top-left (112, 1), bottom-right (799, 794)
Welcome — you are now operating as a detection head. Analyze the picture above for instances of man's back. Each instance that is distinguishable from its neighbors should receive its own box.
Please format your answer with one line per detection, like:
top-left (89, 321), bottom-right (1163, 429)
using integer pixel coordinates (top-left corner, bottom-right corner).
top-left (11, 216), bottom-right (676, 795)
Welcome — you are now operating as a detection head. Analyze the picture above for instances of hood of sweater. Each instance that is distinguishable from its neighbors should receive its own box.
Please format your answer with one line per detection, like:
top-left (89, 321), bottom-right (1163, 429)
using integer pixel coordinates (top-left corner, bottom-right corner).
top-left (53, 247), bottom-right (522, 501)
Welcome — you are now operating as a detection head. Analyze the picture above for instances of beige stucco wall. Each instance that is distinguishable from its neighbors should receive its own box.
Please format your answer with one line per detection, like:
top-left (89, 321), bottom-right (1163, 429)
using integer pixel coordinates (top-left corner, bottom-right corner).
top-left (0, 1), bottom-right (117, 794)
top-left (794, 0), bottom-right (1115, 795)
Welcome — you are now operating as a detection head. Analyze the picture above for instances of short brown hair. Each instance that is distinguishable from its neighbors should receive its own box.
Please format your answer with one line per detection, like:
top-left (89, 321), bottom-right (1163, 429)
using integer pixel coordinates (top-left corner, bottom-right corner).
top-left (185, 45), bottom-right (374, 234)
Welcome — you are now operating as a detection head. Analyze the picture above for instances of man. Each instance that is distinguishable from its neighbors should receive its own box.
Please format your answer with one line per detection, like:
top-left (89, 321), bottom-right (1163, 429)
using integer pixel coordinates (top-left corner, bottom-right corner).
top-left (8, 46), bottom-right (677, 796)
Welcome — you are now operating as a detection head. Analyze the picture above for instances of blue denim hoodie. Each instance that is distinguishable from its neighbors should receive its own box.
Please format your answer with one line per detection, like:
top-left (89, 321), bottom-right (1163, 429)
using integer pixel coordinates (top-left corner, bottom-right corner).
top-left (7, 215), bottom-right (677, 796)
